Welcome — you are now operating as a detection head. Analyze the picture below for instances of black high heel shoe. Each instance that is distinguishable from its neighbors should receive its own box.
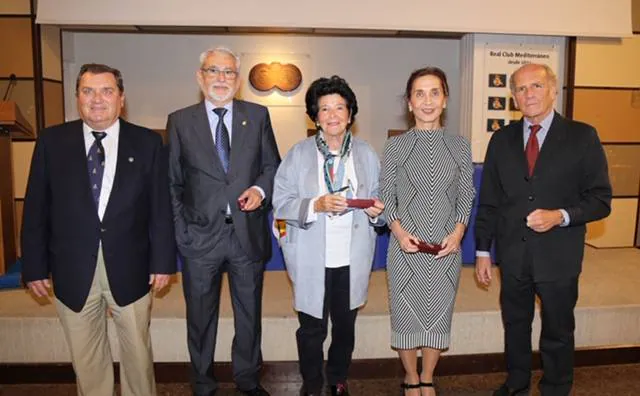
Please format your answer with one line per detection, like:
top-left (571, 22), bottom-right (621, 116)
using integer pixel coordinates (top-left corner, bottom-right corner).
top-left (401, 382), bottom-right (421, 394)
top-left (420, 382), bottom-right (435, 394)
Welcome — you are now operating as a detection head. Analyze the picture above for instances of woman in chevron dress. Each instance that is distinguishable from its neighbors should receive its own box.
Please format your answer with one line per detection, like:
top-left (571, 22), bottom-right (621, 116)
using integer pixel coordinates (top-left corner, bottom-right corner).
top-left (380, 67), bottom-right (475, 396)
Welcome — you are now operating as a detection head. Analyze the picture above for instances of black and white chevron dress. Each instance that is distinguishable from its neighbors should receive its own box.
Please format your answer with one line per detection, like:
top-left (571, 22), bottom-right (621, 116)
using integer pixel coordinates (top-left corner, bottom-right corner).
top-left (380, 128), bottom-right (475, 349)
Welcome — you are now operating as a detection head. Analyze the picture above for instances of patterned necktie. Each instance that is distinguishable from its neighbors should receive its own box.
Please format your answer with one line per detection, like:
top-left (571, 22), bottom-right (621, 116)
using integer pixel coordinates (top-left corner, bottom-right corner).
top-left (525, 124), bottom-right (541, 177)
top-left (87, 131), bottom-right (107, 208)
top-left (213, 107), bottom-right (230, 173)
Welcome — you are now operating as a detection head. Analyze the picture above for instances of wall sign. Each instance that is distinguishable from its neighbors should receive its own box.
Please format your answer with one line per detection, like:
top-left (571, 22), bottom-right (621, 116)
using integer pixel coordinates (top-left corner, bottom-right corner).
top-left (483, 43), bottom-right (559, 132)
top-left (248, 62), bottom-right (302, 92)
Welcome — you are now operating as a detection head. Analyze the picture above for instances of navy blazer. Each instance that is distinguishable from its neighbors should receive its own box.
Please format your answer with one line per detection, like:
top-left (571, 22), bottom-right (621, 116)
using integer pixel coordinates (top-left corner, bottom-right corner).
top-left (475, 112), bottom-right (612, 280)
top-left (21, 119), bottom-right (176, 312)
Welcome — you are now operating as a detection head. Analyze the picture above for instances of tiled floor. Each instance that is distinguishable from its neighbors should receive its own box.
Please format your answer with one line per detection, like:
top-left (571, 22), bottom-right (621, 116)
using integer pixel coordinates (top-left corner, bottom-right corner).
top-left (2, 246), bottom-right (639, 364)
top-left (1, 364), bottom-right (639, 395)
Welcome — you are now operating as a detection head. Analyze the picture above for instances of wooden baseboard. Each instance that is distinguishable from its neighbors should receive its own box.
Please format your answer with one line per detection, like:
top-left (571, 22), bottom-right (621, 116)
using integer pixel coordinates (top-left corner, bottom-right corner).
top-left (1, 346), bottom-right (638, 385)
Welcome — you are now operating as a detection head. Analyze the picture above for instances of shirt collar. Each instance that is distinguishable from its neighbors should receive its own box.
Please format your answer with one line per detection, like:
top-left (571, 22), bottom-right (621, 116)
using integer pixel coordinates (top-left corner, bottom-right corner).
top-left (523, 110), bottom-right (554, 132)
top-left (83, 118), bottom-right (120, 137)
top-left (205, 99), bottom-right (233, 115)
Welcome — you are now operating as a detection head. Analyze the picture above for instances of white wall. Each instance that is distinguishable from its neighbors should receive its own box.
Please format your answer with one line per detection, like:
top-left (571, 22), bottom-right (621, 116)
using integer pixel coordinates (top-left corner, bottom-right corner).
top-left (62, 32), bottom-right (461, 155)
top-left (37, 0), bottom-right (632, 38)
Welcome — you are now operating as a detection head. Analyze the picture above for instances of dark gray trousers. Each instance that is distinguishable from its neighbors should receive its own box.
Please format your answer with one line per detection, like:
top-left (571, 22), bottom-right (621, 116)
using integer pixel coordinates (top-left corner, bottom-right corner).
top-left (182, 223), bottom-right (265, 396)
top-left (500, 258), bottom-right (578, 396)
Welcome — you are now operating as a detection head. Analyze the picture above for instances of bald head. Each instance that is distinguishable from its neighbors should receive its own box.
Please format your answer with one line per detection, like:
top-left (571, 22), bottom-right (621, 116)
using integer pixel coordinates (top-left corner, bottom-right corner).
top-left (509, 63), bottom-right (557, 94)
top-left (510, 63), bottom-right (558, 124)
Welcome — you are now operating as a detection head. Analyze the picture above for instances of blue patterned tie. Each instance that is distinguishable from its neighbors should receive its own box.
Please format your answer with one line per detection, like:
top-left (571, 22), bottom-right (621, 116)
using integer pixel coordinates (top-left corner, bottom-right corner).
top-left (213, 107), bottom-right (230, 173)
top-left (87, 131), bottom-right (107, 208)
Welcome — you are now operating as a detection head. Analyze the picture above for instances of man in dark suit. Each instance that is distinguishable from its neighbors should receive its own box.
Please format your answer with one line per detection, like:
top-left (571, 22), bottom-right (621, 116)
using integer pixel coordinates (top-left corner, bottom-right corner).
top-left (167, 47), bottom-right (280, 396)
top-left (22, 63), bottom-right (176, 395)
top-left (475, 63), bottom-right (612, 396)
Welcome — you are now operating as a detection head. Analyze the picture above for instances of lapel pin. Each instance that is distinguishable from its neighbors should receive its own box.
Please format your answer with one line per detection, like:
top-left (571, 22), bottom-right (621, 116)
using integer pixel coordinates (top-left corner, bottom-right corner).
top-left (242, 120), bottom-right (247, 126)
top-left (128, 157), bottom-right (134, 163)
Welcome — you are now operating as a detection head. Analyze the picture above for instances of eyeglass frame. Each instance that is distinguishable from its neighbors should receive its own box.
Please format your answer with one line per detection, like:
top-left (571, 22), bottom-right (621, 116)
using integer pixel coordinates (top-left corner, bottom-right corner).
top-left (200, 67), bottom-right (239, 80)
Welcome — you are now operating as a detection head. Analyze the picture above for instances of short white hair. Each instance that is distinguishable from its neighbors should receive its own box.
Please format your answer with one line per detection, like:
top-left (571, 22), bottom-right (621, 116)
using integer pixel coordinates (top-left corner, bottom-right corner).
top-left (199, 46), bottom-right (241, 70)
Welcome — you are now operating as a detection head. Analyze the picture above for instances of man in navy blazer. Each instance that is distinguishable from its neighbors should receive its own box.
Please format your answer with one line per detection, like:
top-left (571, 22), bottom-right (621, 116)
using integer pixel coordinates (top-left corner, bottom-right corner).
top-left (475, 63), bottom-right (611, 396)
top-left (22, 63), bottom-right (176, 396)
top-left (167, 47), bottom-right (280, 396)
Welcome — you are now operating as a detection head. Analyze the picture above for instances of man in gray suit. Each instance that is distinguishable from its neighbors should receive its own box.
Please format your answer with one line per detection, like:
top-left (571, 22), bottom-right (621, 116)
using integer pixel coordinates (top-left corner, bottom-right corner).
top-left (167, 47), bottom-right (280, 396)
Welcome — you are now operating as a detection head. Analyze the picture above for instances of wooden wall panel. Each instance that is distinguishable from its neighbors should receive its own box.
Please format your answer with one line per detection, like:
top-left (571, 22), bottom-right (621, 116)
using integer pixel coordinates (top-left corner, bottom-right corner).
top-left (573, 89), bottom-right (640, 143)
top-left (41, 25), bottom-right (62, 81)
top-left (633, 0), bottom-right (640, 33)
top-left (604, 145), bottom-right (640, 197)
top-left (0, 203), bottom-right (4, 273)
top-left (0, 0), bottom-right (31, 15)
top-left (0, 80), bottom-right (36, 134)
top-left (388, 129), bottom-right (406, 137)
top-left (0, 136), bottom-right (16, 269)
top-left (575, 37), bottom-right (640, 87)
top-left (14, 200), bottom-right (23, 257)
top-left (43, 80), bottom-right (64, 127)
top-left (11, 141), bottom-right (35, 199)
top-left (637, 197), bottom-right (640, 248)
top-left (0, 17), bottom-right (34, 77)
top-left (586, 198), bottom-right (639, 248)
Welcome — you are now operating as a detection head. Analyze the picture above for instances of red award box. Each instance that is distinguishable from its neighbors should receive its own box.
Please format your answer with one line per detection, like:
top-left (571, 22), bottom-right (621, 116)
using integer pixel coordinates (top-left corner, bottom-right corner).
top-left (415, 240), bottom-right (442, 255)
top-left (346, 198), bottom-right (375, 209)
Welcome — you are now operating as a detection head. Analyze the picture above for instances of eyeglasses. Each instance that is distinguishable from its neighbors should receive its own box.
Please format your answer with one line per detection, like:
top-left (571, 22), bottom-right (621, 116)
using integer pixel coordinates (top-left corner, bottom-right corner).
top-left (200, 67), bottom-right (238, 80)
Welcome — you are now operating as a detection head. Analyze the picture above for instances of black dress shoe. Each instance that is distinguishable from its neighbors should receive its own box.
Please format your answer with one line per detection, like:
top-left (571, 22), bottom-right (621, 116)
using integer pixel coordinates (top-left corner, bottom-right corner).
top-left (493, 383), bottom-right (530, 396)
top-left (299, 391), bottom-right (321, 396)
top-left (299, 386), bottom-right (321, 396)
top-left (401, 382), bottom-right (421, 394)
top-left (331, 382), bottom-right (349, 395)
top-left (236, 385), bottom-right (270, 396)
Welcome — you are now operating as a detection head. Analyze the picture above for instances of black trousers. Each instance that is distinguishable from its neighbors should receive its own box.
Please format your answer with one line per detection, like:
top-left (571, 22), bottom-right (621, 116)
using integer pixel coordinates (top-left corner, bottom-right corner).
top-left (297, 266), bottom-right (358, 393)
top-left (500, 259), bottom-right (579, 396)
top-left (182, 224), bottom-right (265, 396)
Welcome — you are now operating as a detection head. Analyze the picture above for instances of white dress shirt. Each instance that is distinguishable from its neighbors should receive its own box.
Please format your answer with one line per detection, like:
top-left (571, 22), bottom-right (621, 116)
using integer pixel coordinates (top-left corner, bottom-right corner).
top-left (205, 99), bottom-right (234, 145)
top-left (306, 150), bottom-right (358, 268)
top-left (83, 120), bottom-right (120, 221)
top-left (204, 99), bottom-right (264, 209)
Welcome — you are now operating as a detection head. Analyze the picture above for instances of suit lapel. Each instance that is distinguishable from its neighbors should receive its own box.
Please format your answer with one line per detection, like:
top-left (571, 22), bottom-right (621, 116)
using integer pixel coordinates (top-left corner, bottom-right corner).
top-left (506, 119), bottom-right (530, 178)
top-left (229, 100), bottom-right (250, 178)
top-left (67, 120), bottom-right (99, 217)
top-left (102, 120), bottom-right (134, 222)
top-left (303, 138), bottom-right (319, 197)
top-left (534, 112), bottom-right (566, 177)
top-left (193, 102), bottom-right (226, 177)
top-left (351, 141), bottom-right (368, 197)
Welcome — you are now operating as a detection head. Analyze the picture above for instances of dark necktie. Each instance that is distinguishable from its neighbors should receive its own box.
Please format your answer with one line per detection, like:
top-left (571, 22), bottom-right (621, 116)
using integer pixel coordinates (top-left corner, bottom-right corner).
top-left (525, 124), bottom-right (541, 177)
top-left (87, 131), bottom-right (107, 208)
top-left (213, 107), bottom-right (230, 173)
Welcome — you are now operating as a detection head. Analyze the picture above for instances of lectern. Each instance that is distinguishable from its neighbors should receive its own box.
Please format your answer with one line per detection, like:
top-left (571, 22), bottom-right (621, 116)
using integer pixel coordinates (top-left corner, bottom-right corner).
top-left (0, 101), bottom-right (34, 273)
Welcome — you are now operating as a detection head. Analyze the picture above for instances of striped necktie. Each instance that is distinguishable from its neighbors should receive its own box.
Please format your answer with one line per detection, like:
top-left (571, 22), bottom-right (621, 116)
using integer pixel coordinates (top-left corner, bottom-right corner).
top-left (213, 107), bottom-right (230, 173)
top-left (87, 131), bottom-right (107, 207)
top-left (525, 124), bottom-right (541, 176)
